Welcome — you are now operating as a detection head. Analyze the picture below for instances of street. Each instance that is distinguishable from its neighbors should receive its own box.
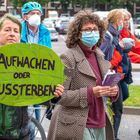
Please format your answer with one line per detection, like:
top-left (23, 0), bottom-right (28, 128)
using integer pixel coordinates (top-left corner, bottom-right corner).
top-left (52, 34), bottom-right (68, 56)
top-left (36, 34), bottom-right (140, 140)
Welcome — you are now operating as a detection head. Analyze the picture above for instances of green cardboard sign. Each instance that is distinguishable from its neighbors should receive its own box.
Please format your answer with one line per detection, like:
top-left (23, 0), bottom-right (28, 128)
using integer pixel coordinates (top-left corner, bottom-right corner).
top-left (0, 43), bottom-right (65, 106)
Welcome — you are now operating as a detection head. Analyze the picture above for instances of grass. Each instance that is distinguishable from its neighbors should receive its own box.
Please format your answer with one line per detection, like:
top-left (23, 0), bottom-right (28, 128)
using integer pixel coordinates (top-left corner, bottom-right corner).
top-left (124, 85), bottom-right (140, 107)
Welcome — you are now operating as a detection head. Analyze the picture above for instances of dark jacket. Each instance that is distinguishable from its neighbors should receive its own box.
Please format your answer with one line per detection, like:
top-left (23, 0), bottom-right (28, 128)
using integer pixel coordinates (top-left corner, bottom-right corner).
top-left (100, 24), bottom-right (132, 79)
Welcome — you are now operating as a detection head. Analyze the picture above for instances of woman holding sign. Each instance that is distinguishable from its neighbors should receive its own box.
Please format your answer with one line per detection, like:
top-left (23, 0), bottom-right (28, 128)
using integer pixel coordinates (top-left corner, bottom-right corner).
top-left (47, 10), bottom-right (118, 140)
top-left (0, 13), bottom-right (64, 140)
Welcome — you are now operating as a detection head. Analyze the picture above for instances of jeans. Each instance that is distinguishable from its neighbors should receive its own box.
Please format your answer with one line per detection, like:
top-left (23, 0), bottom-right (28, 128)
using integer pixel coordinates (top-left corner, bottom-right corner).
top-left (28, 105), bottom-right (41, 140)
top-left (33, 104), bottom-right (41, 121)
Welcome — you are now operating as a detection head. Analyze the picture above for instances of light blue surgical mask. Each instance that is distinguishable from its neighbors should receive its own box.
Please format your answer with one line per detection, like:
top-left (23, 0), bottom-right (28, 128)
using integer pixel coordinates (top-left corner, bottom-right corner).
top-left (81, 31), bottom-right (100, 48)
top-left (117, 25), bottom-right (123, 31)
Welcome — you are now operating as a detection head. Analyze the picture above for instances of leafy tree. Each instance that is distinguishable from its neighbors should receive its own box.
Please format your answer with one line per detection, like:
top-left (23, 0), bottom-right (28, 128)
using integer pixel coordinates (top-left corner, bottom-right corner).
top-left (10, 0), bottom-right (140, 16)
top-left (59, 0), bottom-right (71, 12)
top-left (11, 0), bottom-right (49, 8)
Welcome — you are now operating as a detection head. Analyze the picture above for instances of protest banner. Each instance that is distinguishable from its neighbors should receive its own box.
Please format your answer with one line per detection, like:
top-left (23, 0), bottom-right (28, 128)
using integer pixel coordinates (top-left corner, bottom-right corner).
top-left (0, 43), bottom-right (65, 106)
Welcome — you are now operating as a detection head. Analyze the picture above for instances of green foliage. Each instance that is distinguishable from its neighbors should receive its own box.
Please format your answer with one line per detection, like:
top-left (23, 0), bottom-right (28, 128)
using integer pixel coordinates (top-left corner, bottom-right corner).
top-left (10, 0), bottom-right (140, 16)
top-left (59, 0), bottom-right (71, 12)
top-left (11, 0), bottom-right (49, 8)
top-left (124, 85), bottom-right (140, 107)
top-left (106, 99), bottom-right (114, 125)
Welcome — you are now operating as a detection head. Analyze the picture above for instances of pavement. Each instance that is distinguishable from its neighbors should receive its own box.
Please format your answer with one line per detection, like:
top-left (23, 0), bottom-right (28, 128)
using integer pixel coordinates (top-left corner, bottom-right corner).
top-left (118, 114), bottom-right (140, 140)
top-left (132, 63), bottom-right (140, 72)
top-left (118, 107), bottom-right (140, 140)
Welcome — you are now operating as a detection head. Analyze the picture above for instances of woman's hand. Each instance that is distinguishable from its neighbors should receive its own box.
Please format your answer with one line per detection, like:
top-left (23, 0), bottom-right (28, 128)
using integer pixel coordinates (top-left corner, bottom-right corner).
top-left (92, 85), bottom-right (118, 97)
top-left (108, 85), bottom-right (118, 97)
top-left (54, 84), bottom-right (64, 97)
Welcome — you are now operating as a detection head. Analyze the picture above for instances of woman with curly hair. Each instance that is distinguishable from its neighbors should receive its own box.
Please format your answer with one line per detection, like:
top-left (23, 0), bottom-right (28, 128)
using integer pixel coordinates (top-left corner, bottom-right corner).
top-left (47, 10), bottom-right (118, 140)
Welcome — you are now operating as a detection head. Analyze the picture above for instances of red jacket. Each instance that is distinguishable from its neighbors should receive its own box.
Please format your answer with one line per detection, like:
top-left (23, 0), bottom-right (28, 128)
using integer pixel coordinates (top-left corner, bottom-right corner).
top-left (110, 49), bottom-right (123, 73)
top-left (120, 28), bottom-right (140, 63)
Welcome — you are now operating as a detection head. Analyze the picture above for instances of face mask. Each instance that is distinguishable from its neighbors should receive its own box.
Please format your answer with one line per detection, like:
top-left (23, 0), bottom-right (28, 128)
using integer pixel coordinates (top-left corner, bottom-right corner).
top-left (28, 14), bottom-right (41, 27)
top-left (81, 31), bottom-right (100, 48)
top-left (117, 25), bottom-right (123, 31)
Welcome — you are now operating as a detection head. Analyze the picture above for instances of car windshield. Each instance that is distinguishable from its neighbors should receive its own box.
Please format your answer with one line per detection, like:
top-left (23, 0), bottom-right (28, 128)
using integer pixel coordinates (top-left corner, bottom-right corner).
top-left (135, 18), bottom-right (140, 24)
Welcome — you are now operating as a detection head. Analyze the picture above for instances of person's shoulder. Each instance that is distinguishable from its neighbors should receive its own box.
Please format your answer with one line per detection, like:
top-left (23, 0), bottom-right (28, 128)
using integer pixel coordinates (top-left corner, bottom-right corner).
top-left (21, 20), bottom-right (26, 27)
top-left (61, 47), bottom-right (74, 56)
top-left (60, 48), bottom-right (76, 68)
top-left (105, 31), bottom-right (113, 41)
top-left (39, 24), bottom-right (50, 32)
top-left (95, 47), bottom-right (105, 56)
top-left (61, 47), bottom-right (79, 60)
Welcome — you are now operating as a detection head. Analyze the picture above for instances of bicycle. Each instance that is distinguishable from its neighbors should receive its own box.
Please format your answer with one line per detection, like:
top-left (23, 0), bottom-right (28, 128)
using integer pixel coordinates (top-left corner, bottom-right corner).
top-left (28, 106), bottom-right (47, 140)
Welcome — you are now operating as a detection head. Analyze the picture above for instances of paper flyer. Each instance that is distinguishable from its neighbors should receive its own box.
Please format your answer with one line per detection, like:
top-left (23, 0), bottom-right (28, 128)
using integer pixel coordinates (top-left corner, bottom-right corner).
top-left (102, 72), bottom-right (123, 86)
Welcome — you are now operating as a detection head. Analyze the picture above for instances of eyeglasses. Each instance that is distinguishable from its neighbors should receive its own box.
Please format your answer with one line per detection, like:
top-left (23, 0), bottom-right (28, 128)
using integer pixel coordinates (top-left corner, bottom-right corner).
top-left (81, 27), bottom-right (98, 32)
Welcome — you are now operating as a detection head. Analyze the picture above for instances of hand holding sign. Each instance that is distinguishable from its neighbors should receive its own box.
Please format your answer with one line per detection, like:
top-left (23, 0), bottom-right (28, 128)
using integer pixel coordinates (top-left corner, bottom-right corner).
top-left (0, 43), bottom-right (65, 106)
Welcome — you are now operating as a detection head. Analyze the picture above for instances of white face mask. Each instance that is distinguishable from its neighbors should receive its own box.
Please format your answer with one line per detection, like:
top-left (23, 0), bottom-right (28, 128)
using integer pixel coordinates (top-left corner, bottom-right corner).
top-left (28, 14), bottom-right (41, 27)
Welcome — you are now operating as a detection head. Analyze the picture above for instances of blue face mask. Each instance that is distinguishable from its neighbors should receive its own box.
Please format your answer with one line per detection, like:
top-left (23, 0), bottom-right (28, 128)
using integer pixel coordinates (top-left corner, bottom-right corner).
top-left (81, 31), bottom-right (100, 48)
top-left (117, 25), bottom-right (123, 31)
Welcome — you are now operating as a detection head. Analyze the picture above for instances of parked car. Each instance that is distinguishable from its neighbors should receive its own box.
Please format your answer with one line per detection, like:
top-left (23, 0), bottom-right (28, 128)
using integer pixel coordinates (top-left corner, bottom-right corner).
top-left (60, 13), bottom-right (70, 18)
top-left (55, 17), bottom-right (69, 34)
top-left (94, 11), bottom-right (109, 20)
top-left (134, 28), bottom-right (140, 39)
top-left (48, 28), bottom-right (58, 41)
top-left (134, 17), bottom-right (140, 38)
top-left (42, 18), bottom-right (54, 28)
top-left (48, 10), bottom-right (59, 23)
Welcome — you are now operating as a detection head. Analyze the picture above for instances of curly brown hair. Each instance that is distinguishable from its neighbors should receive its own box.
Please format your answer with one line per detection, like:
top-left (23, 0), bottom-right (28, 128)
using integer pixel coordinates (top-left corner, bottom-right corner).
top-left (66, 10), bottom-right (106, 48)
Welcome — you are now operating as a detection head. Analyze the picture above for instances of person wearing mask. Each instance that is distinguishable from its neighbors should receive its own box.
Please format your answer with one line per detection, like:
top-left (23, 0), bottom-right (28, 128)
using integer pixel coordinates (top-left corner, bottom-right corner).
top-left (100, 9), bottom-right (134, 140)
top-left (120, 9), bottom-right (140, 63)
top-left (0, 13), bottom-right (64, 140)
top-left (21, 1), bottom-right (52, 48)
top-left (47, 10), bottom-right (119, 140)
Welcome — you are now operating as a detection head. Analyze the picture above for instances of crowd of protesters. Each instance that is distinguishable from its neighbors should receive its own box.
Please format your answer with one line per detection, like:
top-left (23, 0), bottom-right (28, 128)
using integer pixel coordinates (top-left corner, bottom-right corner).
top-left (0, 1), bottom-right (140, 140)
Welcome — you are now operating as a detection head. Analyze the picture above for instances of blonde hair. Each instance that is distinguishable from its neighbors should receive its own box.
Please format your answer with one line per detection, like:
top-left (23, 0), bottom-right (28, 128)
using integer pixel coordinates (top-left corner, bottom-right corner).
top-left (107, 9), bottom-right (124, 24)
top-left (0, 13), bottom-right (22, 33)
top-left (120, 9), bottom-right (131, 19)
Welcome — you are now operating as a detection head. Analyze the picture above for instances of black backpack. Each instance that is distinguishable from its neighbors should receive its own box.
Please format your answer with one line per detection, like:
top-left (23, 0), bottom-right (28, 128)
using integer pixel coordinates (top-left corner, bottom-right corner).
top-left (0, 104), bottom-right (29, 139)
